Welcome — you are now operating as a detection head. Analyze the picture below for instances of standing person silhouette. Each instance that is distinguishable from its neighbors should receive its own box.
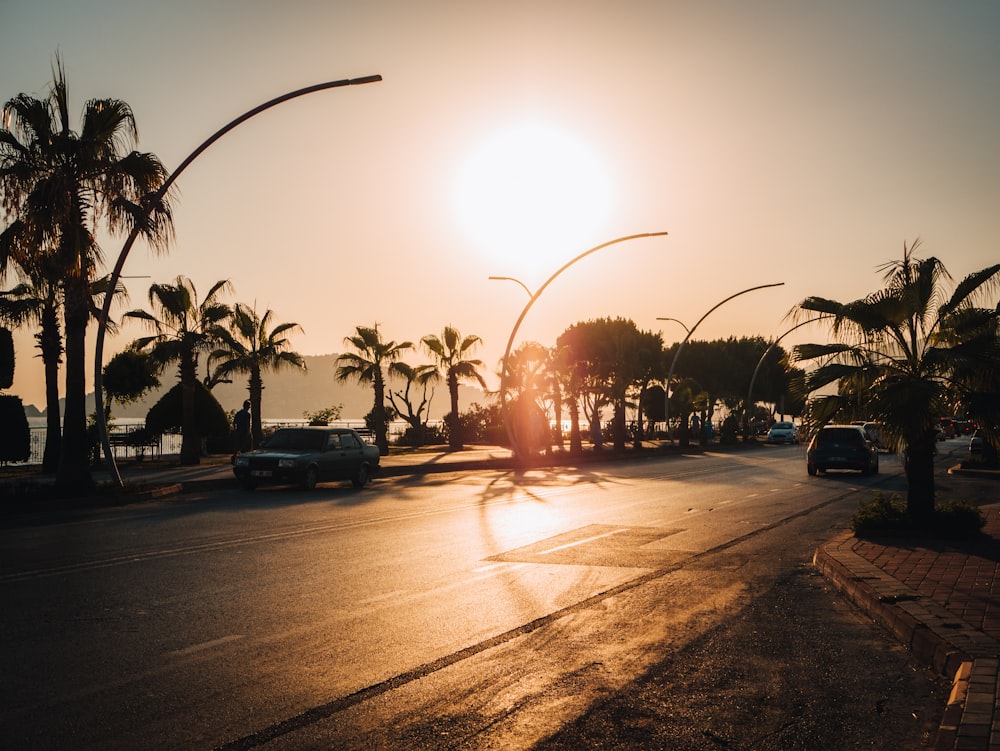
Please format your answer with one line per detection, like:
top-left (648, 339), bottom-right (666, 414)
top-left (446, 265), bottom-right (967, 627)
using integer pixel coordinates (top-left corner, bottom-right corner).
top-left (233, 400), bottom-right (252, 461)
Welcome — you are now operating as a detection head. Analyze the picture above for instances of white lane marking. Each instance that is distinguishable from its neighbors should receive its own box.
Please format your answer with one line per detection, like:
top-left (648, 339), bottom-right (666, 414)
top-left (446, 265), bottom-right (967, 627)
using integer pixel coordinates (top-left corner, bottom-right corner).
top-left (358, 590), bottom-right (410, 606)
top-left (539, 527), bottom-right (628, 555)
top-left (169, 634), bottom-right (244, 657)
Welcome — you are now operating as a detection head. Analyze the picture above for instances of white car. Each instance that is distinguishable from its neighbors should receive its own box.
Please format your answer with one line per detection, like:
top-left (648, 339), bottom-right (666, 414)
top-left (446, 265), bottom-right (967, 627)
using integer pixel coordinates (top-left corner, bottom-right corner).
top-left (766, 421), bottom-right (798, 444)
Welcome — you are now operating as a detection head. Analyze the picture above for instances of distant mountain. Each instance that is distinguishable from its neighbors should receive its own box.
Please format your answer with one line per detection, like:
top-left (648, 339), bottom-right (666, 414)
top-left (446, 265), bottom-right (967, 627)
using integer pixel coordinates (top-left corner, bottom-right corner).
top-left (105, 354), bottom-right (485, 422)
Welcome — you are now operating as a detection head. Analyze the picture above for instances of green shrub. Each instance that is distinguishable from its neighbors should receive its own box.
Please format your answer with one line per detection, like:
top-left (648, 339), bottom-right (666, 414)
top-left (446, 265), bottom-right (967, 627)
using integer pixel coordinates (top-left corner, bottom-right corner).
top-left (0, 328), bottom-right (13, 390)
top-left (934, 501), bottom-right (987, 537)
top-left (852, 492), bottom-right (908, 535)
top-left (0, 394), bottom-right (30, 463)
top-left (853, 491), bottom-right (985, 538)
top-left (145, 382), bottom-right (230, 439)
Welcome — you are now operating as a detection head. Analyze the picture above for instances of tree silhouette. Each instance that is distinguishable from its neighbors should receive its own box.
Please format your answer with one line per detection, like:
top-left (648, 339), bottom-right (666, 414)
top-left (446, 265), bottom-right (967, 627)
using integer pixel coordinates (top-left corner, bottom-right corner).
top-left (336, 325), bottom-right (412, 455)
top-left (210, 304), bottom-right (305, 448)
top-left (422, 326), bottom-right (487, 451)
top-left (793, 242), bottom-right (1000, 521)
top-left (0, 58), bottom-right (173, 489)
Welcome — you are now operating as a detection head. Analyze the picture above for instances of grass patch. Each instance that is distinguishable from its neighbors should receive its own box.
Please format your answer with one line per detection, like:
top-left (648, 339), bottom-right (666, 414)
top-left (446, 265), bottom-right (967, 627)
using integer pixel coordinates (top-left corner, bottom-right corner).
top-left (852, 491), bottom-right (986, 539)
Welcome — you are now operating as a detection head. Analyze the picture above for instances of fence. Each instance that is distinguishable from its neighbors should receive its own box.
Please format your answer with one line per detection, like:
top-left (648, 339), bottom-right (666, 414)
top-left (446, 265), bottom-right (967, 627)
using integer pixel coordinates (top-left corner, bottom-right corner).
top-left (18, 419), bottom-right (436, 467)
top-left (22, 426), bottom-right (183, 467)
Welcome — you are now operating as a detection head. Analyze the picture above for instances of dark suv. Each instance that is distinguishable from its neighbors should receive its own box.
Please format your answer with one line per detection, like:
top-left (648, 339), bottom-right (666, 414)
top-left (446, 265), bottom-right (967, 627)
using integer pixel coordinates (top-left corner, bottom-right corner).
top-left (806, 425), bottom-right (879, 476)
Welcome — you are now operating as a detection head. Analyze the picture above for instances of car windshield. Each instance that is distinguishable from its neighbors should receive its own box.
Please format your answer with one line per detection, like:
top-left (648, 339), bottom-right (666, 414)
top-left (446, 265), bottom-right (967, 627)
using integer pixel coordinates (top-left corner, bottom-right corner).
top-left (773, 422), bottom-right (793, 430)
top-left (817, 428), bottom-right (863, 445)
top-left (261, 429), bottom-right (326, 451)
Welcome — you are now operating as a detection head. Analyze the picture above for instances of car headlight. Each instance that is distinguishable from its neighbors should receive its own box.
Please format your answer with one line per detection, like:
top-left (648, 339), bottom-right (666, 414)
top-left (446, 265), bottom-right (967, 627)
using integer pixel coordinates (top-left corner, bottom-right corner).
top-left (235, 456), bottom-right (249, 467)
top-left (279, 458), bottom-right (296, 468)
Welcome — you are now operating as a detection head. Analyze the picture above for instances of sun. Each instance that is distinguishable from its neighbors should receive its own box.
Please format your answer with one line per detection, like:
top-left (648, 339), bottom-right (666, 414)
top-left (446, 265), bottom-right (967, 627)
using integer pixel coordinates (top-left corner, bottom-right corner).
top-left (453, 121), bottom-right (614, 276)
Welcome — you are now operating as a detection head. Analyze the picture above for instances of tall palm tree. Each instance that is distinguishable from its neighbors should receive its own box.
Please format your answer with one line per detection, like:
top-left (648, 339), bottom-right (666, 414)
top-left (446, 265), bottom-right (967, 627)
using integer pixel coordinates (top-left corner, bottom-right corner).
top-left (422, 326), bottom-right (488, 451)
top-left (793, 242), bottom-right (1000, 521)
top-left (336, 325), bottom-right (412, 455)
top-left (126, 277), bottom-right (231, 465)
top-left (0, 58), bottom-right (173, 490)
top-left (209, 303), bottom-right (306, 448)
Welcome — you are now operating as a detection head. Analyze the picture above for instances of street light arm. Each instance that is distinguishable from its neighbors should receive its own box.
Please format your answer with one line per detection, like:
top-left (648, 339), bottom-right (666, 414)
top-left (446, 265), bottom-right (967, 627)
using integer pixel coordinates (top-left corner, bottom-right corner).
top-left (664, 282), bottom-right (784, 441)
top-left (489, 276), bottom-right (533, 298)
top-left (498, 232), bottom-right (669, 459)
top-left (656, 316), bottom-right (691, 335)
top-left (744, 315), bottom-right (831, 436)
top-left (94, 75), bottom-right (383, 487)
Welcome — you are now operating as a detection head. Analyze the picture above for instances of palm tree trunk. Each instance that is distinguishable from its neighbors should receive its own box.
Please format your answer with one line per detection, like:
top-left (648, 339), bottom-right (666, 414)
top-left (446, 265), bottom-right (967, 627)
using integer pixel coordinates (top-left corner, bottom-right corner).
top-left (179, 353), bottom-right (200, 465)
top-left (373, 369), bottom-right (389, 456)
top-left (55, 279), bottom-right (91, 492)
top-left (552, 390), bottom-right (564, 450)
top-left (447, 371), bottom-right (461, 451)
top-left (568, 373), bottom-right (582, 454)
top-left (249, 366), bottom-right (263, 449)
top-left (904, 431), bottom-right (937, 523)
top-left (39, 298), bottom-right (62, 474)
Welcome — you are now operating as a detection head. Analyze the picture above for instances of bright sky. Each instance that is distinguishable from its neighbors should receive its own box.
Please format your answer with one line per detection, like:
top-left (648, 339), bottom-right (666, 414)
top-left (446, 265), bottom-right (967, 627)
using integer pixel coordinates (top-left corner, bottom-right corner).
top-left (2, 0), bottom-right (999, 411)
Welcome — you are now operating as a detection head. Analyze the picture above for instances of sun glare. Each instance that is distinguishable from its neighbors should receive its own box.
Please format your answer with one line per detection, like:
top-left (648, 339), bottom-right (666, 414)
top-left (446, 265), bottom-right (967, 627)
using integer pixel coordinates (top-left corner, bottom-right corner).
top-left (453, 121), bottom-right (614, 275)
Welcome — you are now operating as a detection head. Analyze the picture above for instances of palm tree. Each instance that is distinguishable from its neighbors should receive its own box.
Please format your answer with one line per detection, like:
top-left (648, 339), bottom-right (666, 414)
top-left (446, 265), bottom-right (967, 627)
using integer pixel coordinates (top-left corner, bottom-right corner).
top-left (209, 303), bottom-right (306, 448)
top-left (0, 58), bottom-right (173, 490)
top-left (126, 277), bottom-right (231, 465)
top-left (422, 326), bottom-right (488, 451)
top-left (336, 325), bottom-right (412, 455)
top-left (792, 242), bottom-right (1000, 521)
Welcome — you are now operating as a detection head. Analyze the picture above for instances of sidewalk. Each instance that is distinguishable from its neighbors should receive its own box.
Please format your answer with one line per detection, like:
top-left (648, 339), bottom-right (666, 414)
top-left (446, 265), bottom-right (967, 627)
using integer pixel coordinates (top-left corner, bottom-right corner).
top-left (815, 499), bottom-right (1000, 751)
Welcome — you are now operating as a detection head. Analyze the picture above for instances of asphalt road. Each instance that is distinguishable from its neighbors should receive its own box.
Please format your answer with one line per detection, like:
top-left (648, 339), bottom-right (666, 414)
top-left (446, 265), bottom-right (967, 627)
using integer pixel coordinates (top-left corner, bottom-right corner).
top-left (0, 442), bottom-right (964, 750)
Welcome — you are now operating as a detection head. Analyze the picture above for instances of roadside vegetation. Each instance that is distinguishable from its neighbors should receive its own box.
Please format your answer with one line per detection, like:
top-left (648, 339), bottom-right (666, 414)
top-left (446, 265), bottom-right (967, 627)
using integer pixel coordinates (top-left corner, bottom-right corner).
top-left (853, 492), bottom-right (985, 539)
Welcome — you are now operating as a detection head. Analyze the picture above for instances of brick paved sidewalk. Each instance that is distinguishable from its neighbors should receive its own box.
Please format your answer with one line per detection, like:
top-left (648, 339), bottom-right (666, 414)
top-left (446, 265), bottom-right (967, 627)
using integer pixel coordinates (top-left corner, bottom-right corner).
top-left (815, 503), bottom-right (1000, 751)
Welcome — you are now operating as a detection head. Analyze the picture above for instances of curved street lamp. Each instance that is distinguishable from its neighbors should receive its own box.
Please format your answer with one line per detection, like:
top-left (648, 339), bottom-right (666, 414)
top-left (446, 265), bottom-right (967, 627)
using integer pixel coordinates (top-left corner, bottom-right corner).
top-left (656, 316), bottom-right (690, 335)
top-left (663, 282), bottom-right (785, 443)
top-left (94, 75), bottom-right (383, 487)
top-left (489, 275), bottom-right (534, 298)
top-left (498, 232), bottom-right (669, 460)
top-left (743, 315), bottom-right (830, 440)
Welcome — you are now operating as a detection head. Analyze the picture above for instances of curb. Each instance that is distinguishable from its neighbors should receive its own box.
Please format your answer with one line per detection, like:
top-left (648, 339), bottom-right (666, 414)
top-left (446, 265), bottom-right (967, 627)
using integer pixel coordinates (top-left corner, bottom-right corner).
top-left (814, 532), bottom-right (1000, 751)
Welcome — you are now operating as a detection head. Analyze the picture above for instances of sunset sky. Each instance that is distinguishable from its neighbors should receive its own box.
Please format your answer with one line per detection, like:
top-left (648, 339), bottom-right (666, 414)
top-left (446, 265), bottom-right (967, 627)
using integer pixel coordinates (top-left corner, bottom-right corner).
top-left (2, 1), bottom-right (999, 413)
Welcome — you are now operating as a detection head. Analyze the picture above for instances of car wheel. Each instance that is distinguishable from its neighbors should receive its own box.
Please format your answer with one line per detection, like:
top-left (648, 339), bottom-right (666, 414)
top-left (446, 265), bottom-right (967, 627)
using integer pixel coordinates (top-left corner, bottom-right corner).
top-left (300, 466), bottom-right (318, 490)
top-left (352, 464), bottom-right (369, 489)
top-left (807, 463), bottom-right (817, 476)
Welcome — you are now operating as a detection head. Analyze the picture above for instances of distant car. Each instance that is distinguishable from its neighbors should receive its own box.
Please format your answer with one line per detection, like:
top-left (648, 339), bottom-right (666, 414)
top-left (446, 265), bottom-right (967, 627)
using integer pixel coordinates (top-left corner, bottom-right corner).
top-left (806, 425), bottom-right (879, 476)
top-left (233, 427), bottom-right (380, 490)
top-left (766, 421), bottom-right (798, 444)
top-left (851, 420), bottom-right (884, 449)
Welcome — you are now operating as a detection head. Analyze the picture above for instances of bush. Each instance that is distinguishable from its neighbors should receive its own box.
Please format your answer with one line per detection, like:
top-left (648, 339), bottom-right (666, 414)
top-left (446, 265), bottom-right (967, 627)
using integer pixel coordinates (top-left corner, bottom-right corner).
top-left (853, 491), bottom-right (985, 538)
top-left (395, 423), bottom-right (446, 447)
top-left (0, 394), bottom-right (30, 463)
top-left (146, 382), bottom-right (230, 439)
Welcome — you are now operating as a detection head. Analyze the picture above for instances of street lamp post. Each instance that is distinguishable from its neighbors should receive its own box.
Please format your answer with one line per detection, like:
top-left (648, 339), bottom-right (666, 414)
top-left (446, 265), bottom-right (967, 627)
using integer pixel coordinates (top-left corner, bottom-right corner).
top-left (663, 282), bottom-right (784, 443)
top-left (657, 317), bottom-right (690, 437)
top-left (743, 315), bottom-right (829, 441)
top-left (498, 232), bottom-right (669, 460)
top-left (94, 75), bottom-right (383, 488)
